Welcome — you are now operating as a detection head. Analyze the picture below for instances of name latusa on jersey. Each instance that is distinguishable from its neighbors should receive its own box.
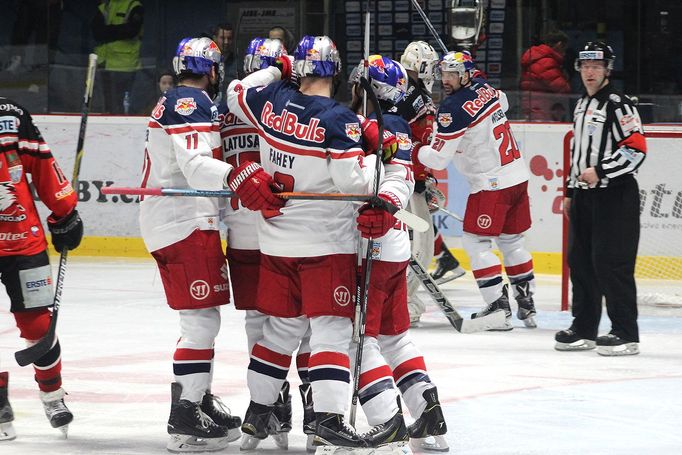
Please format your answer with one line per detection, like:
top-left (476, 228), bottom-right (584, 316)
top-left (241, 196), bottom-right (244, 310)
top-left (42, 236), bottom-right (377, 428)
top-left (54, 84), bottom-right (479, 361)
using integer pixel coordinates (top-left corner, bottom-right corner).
top-left (261, 101), bottom-right (326, 143)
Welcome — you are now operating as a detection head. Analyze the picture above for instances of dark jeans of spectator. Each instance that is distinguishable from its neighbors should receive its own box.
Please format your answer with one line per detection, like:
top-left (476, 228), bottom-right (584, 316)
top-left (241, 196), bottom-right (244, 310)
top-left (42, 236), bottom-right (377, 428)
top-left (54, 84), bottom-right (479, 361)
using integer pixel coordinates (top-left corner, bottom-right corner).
top-left (101, 70), bottom-right (136, 114)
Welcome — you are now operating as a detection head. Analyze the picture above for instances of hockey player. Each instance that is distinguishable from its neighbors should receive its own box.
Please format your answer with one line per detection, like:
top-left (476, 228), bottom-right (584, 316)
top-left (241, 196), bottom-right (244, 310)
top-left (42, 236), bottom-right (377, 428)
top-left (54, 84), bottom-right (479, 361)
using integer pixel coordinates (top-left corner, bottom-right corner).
top-left (218, 36), bottom-right (313, 449)
top-left (414, 51), bottom-right (537, 330)
top-left (226, 35), bottom-right (376, 451)
top-left (140, 37), bottom-right (274, 452)
top-left (0, 97), bottom-right (82, 439)
top-left (396, 41), bottom-right (465, 324)
top-left (349, 55), bottom-right (449, 453)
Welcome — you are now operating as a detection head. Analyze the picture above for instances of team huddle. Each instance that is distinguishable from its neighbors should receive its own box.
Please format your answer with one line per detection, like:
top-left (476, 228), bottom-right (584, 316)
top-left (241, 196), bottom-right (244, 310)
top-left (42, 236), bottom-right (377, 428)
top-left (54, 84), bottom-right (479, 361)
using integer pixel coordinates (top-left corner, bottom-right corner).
top-left (132, 31), bottom-right (540, 454)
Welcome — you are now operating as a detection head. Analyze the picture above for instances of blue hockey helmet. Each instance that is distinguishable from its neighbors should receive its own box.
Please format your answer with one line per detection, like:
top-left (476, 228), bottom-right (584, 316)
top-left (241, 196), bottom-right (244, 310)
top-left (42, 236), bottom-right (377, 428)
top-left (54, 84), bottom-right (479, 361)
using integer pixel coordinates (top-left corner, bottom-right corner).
top-left (243, 38), bottom-right (287, 75)
top-left (294, 35), bottom-right (341, 78)
top-left (173, 37), bottom-right (223, 76)
top-left (349, 55), bottom-right (409, 104)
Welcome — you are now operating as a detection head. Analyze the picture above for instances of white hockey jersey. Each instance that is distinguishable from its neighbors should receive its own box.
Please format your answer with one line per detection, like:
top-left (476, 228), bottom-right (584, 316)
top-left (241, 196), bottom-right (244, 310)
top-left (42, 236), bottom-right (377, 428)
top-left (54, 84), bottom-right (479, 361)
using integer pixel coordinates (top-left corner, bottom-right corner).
top-left (361, 112), bottom-right (415, 263)
top-left (227, 69), bottom-right (376, 257)
top-left (418, 78), bottom-right (528, 193)
top-left (217, 101), bottom-right (261, 250)
top-left (139, 86), bottom-right (231, 252)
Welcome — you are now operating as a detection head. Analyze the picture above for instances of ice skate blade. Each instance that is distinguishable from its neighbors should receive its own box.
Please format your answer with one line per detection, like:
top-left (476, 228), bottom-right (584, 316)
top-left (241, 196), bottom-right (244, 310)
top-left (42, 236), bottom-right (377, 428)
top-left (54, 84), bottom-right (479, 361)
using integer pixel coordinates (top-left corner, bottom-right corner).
top-left (226, 426), bottom-right (241, 443)
top-left (315, 446), bottom-right (397, 454)
top-left (409, 434), bottom-right (450, 452)
top-left (521, 316), bottom-right (537, 328)
top-left (372, 441), bottom-right (413, 454)
top-left (239, 433), bottom-right (264, 451)
top-left (597, 343), bottom-right (639, 356)
top-left (272, 432), bottom-right (289, 450)
top-left (59, 424), bottom-right (69, 439)
top-left (306, 434), bottom-right (316, 453)
top-left (554, 340), bottom-right (596, 351)
top-left (460, 309), bottom-right (509, 333)
top-left (0, 421), bottom-right (16, 441)
top-left (167, 433), bottom-right (230, 453)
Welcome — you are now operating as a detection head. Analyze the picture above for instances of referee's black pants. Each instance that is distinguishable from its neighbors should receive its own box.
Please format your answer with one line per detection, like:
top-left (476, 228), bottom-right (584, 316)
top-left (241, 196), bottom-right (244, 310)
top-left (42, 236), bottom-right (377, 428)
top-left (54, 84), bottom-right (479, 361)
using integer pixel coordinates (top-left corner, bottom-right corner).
top-left (568, 177), bottom-right (640, 342)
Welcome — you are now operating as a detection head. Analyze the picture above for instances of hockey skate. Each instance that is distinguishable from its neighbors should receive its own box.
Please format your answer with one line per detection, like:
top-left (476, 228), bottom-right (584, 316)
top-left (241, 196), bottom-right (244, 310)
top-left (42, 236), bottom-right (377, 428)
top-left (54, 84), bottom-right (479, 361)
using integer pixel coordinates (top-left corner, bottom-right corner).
top-left (596, 333), bottom-right (639, 356)
top-left (361, 399), bottom-right (410, 454)
top-left (240, 400), bottom-right (288, 450)
top-left (0, 372), bottom-right (16, 441)
top-left (554, 328), bottom-right (596, 351)
top-left (201, 391), bottom-right (242, 442)
top-left (471, 285), bottom-right (513, 331)
top-left (299, 383), bottom-right (316, 452)
top-left (40, 388), bottom-right (73, 438)
top-left (312, 412), bottom-right (368, 454)
top-left (408, 388), bottom-right (449, 453)
top-left (515, 282), bottom-right (537, 328)
top-left (167, 383), bottom-right (231, 453)
top-left (273, 380), bottom-right (293, 433)
top-left (430, 249), bottom-right (465, 285)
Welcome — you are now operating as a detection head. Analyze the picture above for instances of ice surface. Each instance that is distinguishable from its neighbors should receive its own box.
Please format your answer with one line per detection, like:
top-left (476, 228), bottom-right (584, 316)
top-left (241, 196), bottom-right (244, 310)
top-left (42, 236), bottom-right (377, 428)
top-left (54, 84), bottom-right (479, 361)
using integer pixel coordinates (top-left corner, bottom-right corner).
top-left (1, 259), bottom-right (681, 454)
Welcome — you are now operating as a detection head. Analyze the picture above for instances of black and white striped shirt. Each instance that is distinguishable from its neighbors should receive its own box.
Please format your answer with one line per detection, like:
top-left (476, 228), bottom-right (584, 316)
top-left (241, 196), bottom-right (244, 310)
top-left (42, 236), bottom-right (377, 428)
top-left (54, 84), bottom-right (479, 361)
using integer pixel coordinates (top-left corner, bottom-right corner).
top-left (567, 83), bottom-right (647, 196)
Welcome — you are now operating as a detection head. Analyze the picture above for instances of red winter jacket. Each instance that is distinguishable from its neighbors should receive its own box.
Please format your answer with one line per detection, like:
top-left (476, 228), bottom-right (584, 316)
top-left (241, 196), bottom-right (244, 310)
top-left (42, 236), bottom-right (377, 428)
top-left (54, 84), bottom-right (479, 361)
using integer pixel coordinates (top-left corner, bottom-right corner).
top-left (520, 44), bottom-right (571, 93)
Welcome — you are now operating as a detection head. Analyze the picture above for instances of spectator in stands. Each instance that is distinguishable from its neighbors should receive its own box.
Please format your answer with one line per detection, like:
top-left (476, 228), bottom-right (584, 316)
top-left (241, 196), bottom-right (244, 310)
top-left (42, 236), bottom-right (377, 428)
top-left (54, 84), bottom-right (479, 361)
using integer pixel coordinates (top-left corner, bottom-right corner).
top-left (520, 30), bottom-right (571, 121)
top-left (211, 23), bottom-right (237, 95)
top-left (92, 0), bottom-right (144, 114)
top-left (268, 26), bottom-right (295, 53)
top-left (144, 70), bottom-right (176, 114)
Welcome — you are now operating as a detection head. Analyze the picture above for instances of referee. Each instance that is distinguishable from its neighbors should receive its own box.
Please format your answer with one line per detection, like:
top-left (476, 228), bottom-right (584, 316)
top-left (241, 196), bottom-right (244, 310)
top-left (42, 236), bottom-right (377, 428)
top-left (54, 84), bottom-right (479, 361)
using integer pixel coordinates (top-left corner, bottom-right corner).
top-left (555, 42), bottom-right (647, 356)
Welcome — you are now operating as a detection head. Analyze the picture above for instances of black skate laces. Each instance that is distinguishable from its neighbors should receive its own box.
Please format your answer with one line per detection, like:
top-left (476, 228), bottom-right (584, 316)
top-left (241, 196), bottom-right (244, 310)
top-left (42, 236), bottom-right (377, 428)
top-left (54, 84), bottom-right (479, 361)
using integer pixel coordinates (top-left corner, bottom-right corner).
top-left (207, 394), bottom-right (233, 417)
top-left (362, 422), bottom-right (387, 437)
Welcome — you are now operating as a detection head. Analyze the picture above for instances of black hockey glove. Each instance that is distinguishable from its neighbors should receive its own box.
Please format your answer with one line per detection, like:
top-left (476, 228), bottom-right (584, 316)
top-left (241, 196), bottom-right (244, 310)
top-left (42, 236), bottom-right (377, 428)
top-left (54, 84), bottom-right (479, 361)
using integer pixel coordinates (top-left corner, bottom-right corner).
top-left (48, 209), bottom-right (83, 253)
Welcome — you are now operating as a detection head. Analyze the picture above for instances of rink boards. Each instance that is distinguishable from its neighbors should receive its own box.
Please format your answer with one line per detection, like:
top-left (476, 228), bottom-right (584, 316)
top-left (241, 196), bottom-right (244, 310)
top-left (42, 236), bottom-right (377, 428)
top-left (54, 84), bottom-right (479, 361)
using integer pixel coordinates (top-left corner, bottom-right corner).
top-left (31, 115), bottom-right (682, 278)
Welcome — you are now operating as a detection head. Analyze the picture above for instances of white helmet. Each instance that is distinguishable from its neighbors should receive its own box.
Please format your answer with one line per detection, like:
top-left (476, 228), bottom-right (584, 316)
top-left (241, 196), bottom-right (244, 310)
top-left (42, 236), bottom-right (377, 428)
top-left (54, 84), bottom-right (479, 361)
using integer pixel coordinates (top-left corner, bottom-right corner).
top-left (400, 41), bottom-right (439, 92)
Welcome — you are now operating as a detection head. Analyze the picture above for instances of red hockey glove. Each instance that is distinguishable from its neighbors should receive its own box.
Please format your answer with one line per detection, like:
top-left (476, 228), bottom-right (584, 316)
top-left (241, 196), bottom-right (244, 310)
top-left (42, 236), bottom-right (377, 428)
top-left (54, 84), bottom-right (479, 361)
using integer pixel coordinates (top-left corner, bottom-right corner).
top-left (48, 209), bottom-right (83, 253)
top-left (410, 114), bottom-right (435, 145)
top-left (412, 144), bottom-right (430, 194)
top-left (227, 161), bottom-right (285, 211)
top-left (356, 193), bottom-right (398, 238)
top-left (274, 56), bottom-right (293, 81)
top-left (357, 115), bottom-right (398, 162)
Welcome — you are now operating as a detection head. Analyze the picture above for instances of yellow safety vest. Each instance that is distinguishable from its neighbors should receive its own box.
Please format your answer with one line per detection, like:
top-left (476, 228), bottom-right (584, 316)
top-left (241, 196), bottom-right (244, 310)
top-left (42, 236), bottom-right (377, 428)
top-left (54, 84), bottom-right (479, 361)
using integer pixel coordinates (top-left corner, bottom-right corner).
top-left (94, 0), bottom-right (143, 71)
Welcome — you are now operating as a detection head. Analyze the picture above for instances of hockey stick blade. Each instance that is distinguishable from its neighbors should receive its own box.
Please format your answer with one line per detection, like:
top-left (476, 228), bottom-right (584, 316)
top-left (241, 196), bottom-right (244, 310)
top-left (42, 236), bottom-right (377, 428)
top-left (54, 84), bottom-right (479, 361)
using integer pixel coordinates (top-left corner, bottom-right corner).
top-left (370, 196), bottom-right (430, 232)
top-left (408, 256), bottom-right (507, 333)
top-left (15, 316), bottom-right (57, 366)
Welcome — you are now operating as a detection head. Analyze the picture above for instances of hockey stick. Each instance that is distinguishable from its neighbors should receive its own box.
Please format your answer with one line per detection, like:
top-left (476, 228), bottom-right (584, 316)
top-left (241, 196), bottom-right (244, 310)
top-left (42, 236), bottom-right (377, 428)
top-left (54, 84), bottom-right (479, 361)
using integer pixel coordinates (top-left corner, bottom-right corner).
top-left (350, 2), bottom-right (379, 426)
top-left (15, 54), bottom-right (97, 367)
top-left (410, 0), bottom-right (449, 54)
top-left (408, 255), bottom-right (507, 333)
top-left (429, 202), bottom-right (464, 222)
top-left (100, 187), bottom-right (429, 232)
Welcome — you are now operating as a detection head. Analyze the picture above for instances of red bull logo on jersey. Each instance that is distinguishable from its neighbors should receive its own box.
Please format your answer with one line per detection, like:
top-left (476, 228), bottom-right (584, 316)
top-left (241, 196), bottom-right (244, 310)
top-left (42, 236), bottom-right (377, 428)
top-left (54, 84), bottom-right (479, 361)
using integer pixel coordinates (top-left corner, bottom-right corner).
top-left (438, 113), bottom-right (452, 128)
top-left (175, 97), bottom-right (197, 116)
top-left (345, 122), bottom-right (361, 141)
top-left (261, 101), bottom-right (326, 143)
top-left (396, 132), bottom-right (411, 150)
top-left (462, 85), bottom-right (498, 117)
